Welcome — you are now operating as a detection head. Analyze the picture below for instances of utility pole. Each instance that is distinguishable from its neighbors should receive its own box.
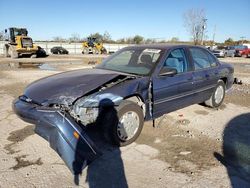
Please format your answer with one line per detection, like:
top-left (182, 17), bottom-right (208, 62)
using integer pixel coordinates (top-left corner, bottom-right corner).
top-left (212, 25), bottom-right (216, 47)
top-left (201, 18), bottom-right (207, 45)
top-left (240, 36), bottom-right (245, 44)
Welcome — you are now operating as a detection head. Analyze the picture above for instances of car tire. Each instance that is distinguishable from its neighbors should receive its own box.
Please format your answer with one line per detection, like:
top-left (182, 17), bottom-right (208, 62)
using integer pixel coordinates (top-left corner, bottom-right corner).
top-left (92, 47), bottom-right (99, 54)
top-left (82, 47), bottom-right (89, 54)
top-left (100, 100), bottom-right (144, 146)
top-left (3, 45), bottom-right (10, 57)
top-left (30, 54), bottom-right (37, 58)
top-left (205, 80), bottom-right (225, 108)
top-left (101, 48), bottom-right (107, 54)
top-left (10, 47), bottom-right (18, 59)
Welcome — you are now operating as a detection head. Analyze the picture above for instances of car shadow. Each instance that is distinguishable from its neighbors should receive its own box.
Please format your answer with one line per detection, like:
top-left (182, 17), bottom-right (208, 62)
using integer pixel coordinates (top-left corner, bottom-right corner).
top-left (73, 99), bottom-right (128, 188)
top-left (214, 113), bottom-right (250, 187)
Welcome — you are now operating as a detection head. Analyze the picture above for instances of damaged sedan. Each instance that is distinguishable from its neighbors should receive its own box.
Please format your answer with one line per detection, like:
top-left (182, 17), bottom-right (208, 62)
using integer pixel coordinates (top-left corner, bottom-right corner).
top-left (13, 45), bottom-right (234, 173)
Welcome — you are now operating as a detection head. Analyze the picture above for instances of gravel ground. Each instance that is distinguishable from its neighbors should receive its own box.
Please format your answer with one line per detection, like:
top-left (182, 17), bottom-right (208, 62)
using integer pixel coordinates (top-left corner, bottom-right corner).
top-left (0, 55), bottom-right (249, 187)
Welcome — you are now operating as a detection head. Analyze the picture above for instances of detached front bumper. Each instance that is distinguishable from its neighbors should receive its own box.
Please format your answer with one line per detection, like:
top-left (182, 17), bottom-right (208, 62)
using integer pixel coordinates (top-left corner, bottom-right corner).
top-left (12, 97), bottom-right (101, 174)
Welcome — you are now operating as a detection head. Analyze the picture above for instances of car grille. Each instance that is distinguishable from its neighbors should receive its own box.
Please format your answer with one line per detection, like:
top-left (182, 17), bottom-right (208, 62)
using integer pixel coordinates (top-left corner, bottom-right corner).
top-left (22, 38), bottom-right (33, 48)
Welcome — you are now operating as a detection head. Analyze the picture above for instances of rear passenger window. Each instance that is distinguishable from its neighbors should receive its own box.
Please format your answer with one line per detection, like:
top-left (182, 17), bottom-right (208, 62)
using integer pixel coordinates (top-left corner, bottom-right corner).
top-left (190, 48), bottom-right (216, 70)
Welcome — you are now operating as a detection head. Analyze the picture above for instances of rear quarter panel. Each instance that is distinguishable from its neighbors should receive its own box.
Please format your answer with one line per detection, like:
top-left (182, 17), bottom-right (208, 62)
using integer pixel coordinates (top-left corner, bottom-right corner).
top-left (218, 62), bottom-right (234, 90)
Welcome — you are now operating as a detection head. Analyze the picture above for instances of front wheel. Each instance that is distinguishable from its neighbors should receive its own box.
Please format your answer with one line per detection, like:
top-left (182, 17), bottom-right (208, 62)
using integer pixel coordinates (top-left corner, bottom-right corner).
top-left (205, 80), bottom-right (225, 108)
top-left (82, 47), bottom-right (89, 54)
top-left (3, 45), bottom-right (10, 57)
top-left (10, 48), bottom-right (18, 59)
top-left (100, 101), bottom-right (144, 146)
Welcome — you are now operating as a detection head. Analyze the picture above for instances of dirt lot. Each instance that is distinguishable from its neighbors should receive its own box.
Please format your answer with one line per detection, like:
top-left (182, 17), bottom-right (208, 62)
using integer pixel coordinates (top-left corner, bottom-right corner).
top-left (0, 55), bottom-right (250, 187)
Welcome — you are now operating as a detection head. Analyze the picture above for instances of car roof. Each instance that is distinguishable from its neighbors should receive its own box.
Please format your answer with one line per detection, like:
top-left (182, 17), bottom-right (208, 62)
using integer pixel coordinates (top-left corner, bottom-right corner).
top-left (123, 44), bottom-right (206, 50)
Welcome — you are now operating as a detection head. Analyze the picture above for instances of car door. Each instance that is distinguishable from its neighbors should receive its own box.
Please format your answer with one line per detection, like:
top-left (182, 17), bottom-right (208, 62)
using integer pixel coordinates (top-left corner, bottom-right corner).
top-left (152, 48), bottom-right (194, 118)
top-left (188, 47), bottom-right (220, 103)
top-left (226, 46), bottom-right (235, 57)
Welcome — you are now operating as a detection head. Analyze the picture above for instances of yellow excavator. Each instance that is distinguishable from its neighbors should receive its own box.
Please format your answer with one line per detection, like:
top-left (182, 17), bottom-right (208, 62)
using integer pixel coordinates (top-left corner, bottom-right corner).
top-left (3, 27), bottom-right (38, 58)
top-left (82, 37), bottom-right (107, 54)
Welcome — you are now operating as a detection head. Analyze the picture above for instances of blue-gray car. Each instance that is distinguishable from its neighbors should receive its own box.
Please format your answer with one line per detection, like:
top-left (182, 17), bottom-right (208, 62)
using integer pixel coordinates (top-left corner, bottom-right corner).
top-left (13, 45), bottom-right (234, 174)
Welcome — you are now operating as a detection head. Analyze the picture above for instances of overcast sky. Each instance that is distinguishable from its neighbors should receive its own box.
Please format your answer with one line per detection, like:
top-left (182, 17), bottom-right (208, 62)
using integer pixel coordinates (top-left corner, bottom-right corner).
top-left (0, 0), bottom-right (249, 42)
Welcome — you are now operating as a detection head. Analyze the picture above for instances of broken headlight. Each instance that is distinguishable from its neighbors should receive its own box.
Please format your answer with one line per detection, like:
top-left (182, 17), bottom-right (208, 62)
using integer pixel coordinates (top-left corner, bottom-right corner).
top-left (72, 93), bottom-right (123, 126)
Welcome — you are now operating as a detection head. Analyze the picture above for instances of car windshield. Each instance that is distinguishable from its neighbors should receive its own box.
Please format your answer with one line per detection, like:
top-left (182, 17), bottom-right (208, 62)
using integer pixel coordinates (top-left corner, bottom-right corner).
top-left (96, 48), bottom-right (163, 75)
top-left (216, 46), bottom-right (225, 50)
top-left (235, 45), bottom-right (247, 50)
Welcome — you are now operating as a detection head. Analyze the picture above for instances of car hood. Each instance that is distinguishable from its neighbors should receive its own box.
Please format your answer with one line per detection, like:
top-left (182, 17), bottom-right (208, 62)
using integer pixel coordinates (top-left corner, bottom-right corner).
top-left (24, 68), bottom-right (128, 105)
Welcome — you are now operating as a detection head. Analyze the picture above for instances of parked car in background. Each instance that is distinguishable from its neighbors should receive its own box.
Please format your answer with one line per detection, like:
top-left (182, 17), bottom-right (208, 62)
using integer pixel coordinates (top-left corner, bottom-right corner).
top-left (13, 45), bottom-right (234, 174)
top-left (224, 46), bottom-right (236, 57)
top-left (36, 46), bottom-right (48, 57)
top-left (234, 45), bottom-right (250, 57)
top-left (51, 46), bottom-right (69, 54)
top-left (212, 46), bottom-right (226, 58)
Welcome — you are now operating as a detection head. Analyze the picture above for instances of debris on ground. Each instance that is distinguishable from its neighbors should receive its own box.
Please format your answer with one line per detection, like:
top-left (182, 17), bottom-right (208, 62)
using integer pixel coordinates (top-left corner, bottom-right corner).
top-left (88, 61), bottom-right (98, 65)
top-left (234, 77), bottom-right (243, 85)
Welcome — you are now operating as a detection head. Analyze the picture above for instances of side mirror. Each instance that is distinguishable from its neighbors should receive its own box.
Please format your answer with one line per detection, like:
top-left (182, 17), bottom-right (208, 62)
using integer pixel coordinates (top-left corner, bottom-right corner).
top-left (159, 67), bottom-right (177, 76)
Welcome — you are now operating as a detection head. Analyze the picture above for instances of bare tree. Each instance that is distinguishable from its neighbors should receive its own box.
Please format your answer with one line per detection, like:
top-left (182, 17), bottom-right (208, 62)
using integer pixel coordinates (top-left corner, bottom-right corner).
top-left (53, 36), bottom-right (65, 42)
top-left (69, 33), bottom-right (81, 42)
top-left (145, 38), bottom-right (157, 44)
top-left (103, 31), bottom-right (112, 43)
top-left (170, 37), bottom-right (179, 43)
top-left (183, 9), bottom-right (207, 45)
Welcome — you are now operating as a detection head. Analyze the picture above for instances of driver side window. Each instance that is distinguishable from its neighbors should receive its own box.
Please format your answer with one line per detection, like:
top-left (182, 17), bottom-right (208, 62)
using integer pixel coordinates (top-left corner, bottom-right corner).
top-left (163, 49), bottom-right (188, 74)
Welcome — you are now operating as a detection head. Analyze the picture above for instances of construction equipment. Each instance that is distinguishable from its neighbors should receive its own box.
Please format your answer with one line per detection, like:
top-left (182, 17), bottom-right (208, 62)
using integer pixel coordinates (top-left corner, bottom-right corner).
top-left (3, 27), bottom-right (38, 58)
top-left (82, 37), bottom-right (107, 54)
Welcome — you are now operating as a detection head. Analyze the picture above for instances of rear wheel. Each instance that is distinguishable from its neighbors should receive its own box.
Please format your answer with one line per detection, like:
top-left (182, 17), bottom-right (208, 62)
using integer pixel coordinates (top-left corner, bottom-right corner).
top-left (100, 101), bottom-right (144, 146)
top-left (242, 54), bottom-right (247, 58)
top-left (92, 47), bottom-right (99, 54)
top-left (205, 80), bottom-right (225, 108)
top-left (101, 48), bottom-right (107, 54)
top-left (31, 54), bottom-right (37, 58)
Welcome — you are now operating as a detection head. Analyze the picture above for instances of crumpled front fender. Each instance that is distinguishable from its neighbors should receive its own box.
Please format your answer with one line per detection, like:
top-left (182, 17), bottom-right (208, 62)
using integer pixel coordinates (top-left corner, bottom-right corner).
top-left (13, 98), bottom-right (102, 174)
